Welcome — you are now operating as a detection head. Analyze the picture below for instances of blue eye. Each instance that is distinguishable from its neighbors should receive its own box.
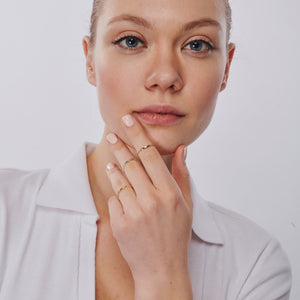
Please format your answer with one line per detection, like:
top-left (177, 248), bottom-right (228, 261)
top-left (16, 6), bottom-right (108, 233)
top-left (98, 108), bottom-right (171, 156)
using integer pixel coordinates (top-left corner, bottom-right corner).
top-left (185, 40), bottom-right (213, 52)
top-left (113, 35), bottom-right (214, 54)
top-left (113, 35), bottom-right (144, 49)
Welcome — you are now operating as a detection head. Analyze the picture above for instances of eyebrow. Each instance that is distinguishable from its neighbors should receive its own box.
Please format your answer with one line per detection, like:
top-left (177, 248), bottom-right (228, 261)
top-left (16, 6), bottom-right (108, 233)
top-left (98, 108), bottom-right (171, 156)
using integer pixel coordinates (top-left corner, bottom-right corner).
top-left (107, 14), bottom-right (221, 33)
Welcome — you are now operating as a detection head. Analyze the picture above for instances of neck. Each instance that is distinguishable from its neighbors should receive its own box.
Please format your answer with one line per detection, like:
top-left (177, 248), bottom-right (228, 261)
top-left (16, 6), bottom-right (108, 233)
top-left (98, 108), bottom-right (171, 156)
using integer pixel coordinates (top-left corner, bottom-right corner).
top-left (87, 128), bottom-right (174, 221)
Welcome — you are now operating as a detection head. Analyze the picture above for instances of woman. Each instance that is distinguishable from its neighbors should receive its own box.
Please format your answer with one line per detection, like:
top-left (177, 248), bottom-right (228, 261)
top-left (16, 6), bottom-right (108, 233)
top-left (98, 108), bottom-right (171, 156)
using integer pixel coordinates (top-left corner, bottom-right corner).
top-left (0, 0), bottom-right (292, 299)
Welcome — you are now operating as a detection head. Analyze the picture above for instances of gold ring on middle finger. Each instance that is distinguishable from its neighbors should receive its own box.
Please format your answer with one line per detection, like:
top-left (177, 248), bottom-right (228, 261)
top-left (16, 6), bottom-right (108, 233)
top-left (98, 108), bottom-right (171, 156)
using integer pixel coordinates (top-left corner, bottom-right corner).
top-left (137, 144), bottom-right (154, 156)
top-left (122, 158), bottom-right (136, 171)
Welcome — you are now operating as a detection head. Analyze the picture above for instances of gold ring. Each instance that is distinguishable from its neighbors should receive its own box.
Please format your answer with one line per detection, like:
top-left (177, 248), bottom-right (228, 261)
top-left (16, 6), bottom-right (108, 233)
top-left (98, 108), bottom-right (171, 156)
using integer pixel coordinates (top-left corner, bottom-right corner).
top-left (123, 158), bottom-right (136, 171)
top-left (137, 144), bottom-right (154, 156)
top-left (117, 185), bottom-right (130, 198)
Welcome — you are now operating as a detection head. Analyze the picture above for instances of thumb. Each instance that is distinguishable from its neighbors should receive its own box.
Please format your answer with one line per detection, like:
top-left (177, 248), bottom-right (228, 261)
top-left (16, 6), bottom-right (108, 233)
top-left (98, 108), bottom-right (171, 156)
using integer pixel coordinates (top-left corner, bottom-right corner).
top-left (172, 145), bottom-right (193, 211)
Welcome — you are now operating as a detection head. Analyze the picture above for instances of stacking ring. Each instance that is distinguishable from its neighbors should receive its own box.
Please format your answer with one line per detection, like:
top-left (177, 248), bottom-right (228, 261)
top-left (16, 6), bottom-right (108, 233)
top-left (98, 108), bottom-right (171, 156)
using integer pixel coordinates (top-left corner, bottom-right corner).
top-left (137, 144), bottom-right (154, 156)
top-left (117, 184), bottom-right (131, 198)
top-left (122, 158), bottom-right (136, 171)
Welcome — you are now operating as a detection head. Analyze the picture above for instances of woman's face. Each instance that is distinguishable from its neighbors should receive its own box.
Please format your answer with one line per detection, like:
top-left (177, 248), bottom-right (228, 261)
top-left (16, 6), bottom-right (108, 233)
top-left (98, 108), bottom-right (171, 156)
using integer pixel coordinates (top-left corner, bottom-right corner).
top-left (84, 0), bottom-right (234, 155)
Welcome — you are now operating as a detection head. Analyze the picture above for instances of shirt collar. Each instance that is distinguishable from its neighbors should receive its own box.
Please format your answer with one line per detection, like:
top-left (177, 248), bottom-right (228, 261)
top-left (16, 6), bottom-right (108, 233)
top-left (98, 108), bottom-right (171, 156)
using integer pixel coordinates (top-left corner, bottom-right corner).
top-left (190, 179), bottom-right (224, 245)
top-left (37, 142), bottom-right (99, 216)
top-left (37, 142), bottom-right (224, 245)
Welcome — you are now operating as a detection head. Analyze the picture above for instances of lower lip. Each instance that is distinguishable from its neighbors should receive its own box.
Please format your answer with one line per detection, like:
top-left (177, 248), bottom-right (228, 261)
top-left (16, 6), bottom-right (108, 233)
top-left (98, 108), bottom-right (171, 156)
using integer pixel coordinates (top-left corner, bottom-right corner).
top-left (134, 112), bottom-right (184, 126)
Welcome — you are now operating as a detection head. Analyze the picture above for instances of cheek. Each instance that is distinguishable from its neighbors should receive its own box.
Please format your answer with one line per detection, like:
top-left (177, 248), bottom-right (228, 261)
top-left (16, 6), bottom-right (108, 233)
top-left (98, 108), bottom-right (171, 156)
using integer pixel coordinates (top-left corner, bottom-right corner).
top-left (94, 55), bottom-right (145, 147)
top-left (94, 58), bottom-right (138, 130)
top-left (186, 59), bottom-right (225, 136)
top-left (191, 61), bottom-right (223, 103)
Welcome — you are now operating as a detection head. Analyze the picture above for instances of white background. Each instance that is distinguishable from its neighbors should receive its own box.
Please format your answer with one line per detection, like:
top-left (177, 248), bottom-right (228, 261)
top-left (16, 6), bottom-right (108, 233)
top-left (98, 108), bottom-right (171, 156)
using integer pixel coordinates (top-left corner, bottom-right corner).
top-left (0, 0), bottom-right (299, 298)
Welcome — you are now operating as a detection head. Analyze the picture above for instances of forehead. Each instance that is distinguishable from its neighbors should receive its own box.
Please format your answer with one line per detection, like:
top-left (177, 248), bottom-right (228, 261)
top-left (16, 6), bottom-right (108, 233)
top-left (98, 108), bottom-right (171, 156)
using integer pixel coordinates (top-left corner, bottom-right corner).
top-left (99, 0), bottom-right (226, 30)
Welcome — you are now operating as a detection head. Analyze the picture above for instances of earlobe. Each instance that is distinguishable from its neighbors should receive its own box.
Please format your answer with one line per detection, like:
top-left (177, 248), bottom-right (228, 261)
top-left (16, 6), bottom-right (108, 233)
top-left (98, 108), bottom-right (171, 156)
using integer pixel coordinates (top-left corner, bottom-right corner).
top-left (220, 43), bottom-right (236, 92)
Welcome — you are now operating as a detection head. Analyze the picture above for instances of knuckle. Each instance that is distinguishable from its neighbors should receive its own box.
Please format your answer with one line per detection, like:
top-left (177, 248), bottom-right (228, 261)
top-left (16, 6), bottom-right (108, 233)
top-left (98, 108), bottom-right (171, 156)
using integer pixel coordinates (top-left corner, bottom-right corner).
top-left (144, 200), bottom-right (159, 215)
top-left (165, 191), bottom-right (181, 207)
top-left (130, 209), bottom-right (145, 223)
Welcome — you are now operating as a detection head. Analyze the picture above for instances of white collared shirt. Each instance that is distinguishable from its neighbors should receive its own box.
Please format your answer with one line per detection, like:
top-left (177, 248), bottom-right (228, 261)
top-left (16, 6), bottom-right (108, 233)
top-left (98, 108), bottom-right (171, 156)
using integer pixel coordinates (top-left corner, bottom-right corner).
top-left (0, 142), bottom-right (292, 300)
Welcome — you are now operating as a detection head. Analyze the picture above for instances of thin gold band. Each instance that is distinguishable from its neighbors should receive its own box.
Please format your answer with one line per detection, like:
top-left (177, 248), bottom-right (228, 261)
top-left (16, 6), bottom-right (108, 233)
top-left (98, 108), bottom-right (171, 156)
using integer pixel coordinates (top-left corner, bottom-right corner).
top-left (123, 158), bottom-right (136, 171)
top-left (137, 144), bottom-right (154, 156)
top-left (117, 185), bottom-right (130, 198)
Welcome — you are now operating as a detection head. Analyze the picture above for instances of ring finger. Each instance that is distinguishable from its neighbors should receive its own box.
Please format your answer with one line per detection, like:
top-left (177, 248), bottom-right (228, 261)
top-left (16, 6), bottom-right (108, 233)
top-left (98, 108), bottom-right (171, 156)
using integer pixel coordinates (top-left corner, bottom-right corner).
top-left (105, 162), bottom-right (141, 216)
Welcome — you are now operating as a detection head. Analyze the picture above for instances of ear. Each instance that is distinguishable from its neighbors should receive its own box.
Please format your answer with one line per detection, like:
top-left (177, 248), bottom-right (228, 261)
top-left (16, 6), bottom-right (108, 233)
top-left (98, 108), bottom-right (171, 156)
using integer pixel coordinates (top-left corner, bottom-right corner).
top-left (220, 43), bottom-right (235, 92)
top-left (82, 35), bottom-right (96, 87)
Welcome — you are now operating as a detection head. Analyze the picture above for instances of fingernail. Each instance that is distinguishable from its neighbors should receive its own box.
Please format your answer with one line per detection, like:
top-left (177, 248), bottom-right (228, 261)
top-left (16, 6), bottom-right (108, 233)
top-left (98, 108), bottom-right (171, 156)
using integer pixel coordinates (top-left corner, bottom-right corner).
top-left (106, 133), bottom-right (118, 144)
top-left (106, 162), bottom-right (115, 171)
top-left (122, 114), bottom-right (134, 127)
top-left (183, 146), bottom-right (187, 161)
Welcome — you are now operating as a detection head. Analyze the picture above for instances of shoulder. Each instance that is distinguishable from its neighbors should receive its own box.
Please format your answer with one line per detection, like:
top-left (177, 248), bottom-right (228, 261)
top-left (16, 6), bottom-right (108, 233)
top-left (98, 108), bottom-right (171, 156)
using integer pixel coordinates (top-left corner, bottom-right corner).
top-left (207, 200), bottom-right (272, 243)
top-left (207, 201), bottom-right (292, 298)
top-left (207, 199), bottom-right (289, 264)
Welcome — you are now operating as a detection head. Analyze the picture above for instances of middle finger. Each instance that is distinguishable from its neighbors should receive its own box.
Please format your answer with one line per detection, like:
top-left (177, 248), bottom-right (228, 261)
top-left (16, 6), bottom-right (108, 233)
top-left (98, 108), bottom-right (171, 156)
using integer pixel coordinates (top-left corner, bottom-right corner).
top-left (106, 133), bottom-right (154, 198)
top-left (121, 114), bottom-right (174, 190)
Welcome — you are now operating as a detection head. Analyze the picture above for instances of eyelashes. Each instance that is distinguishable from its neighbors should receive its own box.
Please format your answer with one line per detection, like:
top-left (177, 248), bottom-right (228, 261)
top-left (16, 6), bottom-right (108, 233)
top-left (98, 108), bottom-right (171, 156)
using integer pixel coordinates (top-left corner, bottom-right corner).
top-left (113, 35), bottom-right (144, 49)
top-left (112, 34), bottom-right (215, 55)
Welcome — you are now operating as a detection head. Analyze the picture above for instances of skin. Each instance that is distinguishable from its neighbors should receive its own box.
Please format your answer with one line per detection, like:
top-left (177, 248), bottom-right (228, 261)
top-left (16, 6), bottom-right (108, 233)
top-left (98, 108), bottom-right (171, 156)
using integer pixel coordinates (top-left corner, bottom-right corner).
top-left (82, 0), bottom-right (235, 298)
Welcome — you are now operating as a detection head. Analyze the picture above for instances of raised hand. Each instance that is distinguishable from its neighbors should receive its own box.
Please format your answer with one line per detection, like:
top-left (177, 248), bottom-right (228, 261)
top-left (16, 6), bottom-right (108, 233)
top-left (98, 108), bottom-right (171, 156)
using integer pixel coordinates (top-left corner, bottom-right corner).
top-left (105, 113), bottom-right (193, 299)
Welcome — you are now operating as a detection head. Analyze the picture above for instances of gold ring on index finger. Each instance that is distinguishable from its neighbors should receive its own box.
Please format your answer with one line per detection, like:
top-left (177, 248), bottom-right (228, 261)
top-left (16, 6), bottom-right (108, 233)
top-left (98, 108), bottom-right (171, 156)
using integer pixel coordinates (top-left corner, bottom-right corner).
top-left (137, 144), bottom-right (154, 156)
top-left (117, 184), bottom-right (131, 198)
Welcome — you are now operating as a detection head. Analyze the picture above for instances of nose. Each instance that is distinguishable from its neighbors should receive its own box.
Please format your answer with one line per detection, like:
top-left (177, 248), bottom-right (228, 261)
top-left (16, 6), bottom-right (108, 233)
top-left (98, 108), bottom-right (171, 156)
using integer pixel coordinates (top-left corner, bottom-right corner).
top-left (144, 47), bottom-right (184, 94)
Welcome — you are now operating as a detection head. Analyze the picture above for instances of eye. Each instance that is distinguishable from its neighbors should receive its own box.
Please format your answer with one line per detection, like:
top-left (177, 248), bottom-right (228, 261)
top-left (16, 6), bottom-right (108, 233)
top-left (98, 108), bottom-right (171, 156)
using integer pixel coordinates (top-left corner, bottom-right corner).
top-left (113, 35), bottom-right (215, 54)
top-left (184, 40), bottom-right (214, 53)
top-left (113, 35), bottom-right (144, 50)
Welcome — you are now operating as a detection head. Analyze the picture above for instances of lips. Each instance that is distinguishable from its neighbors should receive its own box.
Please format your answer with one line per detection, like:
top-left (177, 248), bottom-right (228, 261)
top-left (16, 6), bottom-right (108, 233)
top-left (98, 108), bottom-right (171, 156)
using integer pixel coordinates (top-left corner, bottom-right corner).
top-left (134, 104), bottom-right (185, 116)
top-left (133, 105), bottom-right (185, 126)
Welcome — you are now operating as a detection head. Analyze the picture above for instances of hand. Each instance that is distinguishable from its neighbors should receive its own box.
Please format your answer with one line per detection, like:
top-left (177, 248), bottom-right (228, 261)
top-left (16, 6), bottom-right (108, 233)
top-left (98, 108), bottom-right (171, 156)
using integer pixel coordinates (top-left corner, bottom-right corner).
top-left (105, 114), bottom-right (193, 289)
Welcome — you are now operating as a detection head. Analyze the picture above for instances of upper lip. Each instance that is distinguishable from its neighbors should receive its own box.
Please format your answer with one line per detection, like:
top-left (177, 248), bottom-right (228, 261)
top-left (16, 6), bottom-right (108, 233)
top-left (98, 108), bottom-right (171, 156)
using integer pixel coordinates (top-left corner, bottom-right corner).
top-left (134, 105), bottom-right (185, 116)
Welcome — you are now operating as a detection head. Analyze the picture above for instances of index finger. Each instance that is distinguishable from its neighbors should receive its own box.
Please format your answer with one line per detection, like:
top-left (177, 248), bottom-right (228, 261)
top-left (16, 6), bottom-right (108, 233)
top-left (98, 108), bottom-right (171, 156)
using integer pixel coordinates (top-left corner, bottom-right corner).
top-left (121, 114), bottom-right (175, 190)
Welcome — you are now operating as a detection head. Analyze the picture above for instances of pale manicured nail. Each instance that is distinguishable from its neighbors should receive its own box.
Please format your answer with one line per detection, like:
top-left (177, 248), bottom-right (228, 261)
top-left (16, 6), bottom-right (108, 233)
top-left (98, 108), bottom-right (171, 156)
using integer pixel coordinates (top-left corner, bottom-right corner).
top-left (106, 133), bottom-right (118, 144)
top-left (106, 162), bottom-right (115, 171)
top-left (122, 114), bottom-right (134, 127)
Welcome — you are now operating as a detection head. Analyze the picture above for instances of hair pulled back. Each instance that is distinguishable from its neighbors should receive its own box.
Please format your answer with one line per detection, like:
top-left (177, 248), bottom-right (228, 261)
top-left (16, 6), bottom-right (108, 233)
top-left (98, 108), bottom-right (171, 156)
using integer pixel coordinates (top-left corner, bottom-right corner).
top-left (88, 0), bottom-right (232, 49)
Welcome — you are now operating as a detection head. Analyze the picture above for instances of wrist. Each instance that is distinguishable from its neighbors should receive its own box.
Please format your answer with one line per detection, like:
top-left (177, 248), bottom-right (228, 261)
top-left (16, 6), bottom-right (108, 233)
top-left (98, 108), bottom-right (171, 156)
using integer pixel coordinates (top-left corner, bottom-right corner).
top-left (134, 269), bottom-right (193, 300)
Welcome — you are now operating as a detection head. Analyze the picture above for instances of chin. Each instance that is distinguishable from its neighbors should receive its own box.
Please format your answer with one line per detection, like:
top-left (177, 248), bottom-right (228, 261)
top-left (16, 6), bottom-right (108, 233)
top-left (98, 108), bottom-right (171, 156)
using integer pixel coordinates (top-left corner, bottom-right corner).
top-left (155, 145), bottom-right (177, 156)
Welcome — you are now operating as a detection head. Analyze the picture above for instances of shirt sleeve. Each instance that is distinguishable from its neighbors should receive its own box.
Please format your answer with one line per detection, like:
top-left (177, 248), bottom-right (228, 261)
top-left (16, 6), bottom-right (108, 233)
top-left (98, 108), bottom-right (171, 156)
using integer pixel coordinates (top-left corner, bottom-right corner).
top-left (237, 237), bottom-right (292, 300)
